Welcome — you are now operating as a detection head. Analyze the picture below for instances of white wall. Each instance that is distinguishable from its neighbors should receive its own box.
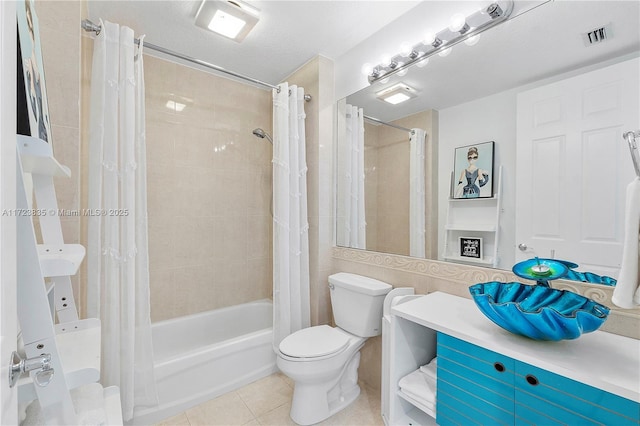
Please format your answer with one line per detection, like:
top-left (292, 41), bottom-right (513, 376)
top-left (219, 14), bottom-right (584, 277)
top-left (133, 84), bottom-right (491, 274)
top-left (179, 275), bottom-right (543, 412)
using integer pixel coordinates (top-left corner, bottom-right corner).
top-left (438, 89), bottom-right (517, 269)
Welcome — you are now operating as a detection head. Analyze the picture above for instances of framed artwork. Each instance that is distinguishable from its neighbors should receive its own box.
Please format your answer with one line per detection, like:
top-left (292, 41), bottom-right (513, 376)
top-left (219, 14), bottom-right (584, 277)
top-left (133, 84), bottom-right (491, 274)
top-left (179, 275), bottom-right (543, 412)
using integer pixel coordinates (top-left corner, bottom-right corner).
top-left (453, 141), bottom-right (495, 199)
top-left (17, 0), bottom-right (52, 143)
top-left (459, 237), bottom-right (483, 259)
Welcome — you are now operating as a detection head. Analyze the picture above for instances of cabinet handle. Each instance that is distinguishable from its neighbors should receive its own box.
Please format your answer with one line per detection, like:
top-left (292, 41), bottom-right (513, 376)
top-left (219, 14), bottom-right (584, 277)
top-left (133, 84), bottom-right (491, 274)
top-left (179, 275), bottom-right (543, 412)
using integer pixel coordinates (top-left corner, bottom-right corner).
top-left (525, 374), bottom-right (539, 386)
top-left (493, 362), bottom-right (505, 372)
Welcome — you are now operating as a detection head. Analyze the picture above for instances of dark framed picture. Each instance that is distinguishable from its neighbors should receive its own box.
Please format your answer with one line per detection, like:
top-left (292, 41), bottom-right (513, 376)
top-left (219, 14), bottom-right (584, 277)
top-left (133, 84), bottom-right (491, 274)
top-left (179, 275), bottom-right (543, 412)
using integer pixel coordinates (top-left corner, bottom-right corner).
top-left (459, 237), bottom-right (482, 259)
top-left (453, 141), bottom-right (494, 199)
top-left (17, 0), bottom-right (52, 143)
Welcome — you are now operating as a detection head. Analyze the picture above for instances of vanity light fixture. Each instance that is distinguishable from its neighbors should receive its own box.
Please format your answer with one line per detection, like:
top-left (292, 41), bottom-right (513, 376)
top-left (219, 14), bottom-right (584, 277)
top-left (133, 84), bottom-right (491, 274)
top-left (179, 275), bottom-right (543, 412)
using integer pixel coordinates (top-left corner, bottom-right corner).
top-left (365, 1), bottom-right (514, 84)
top-left (195, 0), bottom-right (260, 42)
top-left (376, 83), bottom-right (418, 105)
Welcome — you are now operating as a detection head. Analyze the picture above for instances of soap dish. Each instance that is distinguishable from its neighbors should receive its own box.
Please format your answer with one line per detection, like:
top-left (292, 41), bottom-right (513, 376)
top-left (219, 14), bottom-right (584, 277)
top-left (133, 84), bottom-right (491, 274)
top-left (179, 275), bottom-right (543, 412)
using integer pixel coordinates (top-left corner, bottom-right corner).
top-left (469, 281), bottom-right (609, 341)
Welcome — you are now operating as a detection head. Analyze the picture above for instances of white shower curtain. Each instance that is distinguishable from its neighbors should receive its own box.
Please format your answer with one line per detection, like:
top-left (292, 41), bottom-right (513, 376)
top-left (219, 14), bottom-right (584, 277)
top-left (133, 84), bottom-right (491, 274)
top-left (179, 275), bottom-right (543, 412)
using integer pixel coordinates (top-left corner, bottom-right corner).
top-left (86, 20), bottom-right (157, 420)
top-left (337, 104), bottom-right (366, 249)
top-left (272, 83), bottom-right (310, 349)
top-left (410, 129), bottom-right (427, 258)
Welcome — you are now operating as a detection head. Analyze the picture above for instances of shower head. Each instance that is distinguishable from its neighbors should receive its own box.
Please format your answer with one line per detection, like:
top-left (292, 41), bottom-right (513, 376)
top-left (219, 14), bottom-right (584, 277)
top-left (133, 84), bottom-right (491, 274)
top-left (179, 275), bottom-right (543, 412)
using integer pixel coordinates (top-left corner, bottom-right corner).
top-left (252, 128), bottom-right (273, 144)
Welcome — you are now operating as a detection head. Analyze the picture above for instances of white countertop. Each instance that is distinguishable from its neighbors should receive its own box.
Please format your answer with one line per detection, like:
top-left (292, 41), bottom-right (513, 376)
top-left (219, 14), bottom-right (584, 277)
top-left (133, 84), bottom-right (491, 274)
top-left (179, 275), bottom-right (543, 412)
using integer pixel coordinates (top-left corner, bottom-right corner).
top-left (391, 292), bottom-right (640, 402)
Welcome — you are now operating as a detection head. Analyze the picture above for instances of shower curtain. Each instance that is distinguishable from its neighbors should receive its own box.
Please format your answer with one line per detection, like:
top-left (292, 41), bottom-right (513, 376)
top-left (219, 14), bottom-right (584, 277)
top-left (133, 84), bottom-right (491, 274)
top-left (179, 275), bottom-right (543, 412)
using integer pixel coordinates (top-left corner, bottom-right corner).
top-left (86, 20), bottom-right (157, 420)
top-left (272, 83), bottom-right (310, 349)
top-left (337, 104), bottom-right (366, 249)
top-left (410, 129), bottom-right (427, 258)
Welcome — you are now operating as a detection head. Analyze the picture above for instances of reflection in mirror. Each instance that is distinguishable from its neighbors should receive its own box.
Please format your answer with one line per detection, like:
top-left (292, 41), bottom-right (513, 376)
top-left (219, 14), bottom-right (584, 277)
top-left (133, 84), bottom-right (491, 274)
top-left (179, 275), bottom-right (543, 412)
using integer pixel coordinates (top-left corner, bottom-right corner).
top-left (336, 99), bottom-right (438, 258)
top-left (335, 0), bottom-right (640, 285)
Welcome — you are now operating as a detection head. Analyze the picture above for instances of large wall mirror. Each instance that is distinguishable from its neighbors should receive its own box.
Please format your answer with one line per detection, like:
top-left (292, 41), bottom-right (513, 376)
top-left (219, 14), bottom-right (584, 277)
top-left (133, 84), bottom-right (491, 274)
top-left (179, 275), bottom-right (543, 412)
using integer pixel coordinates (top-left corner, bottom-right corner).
top-left (335, 0), bottom-right (640, 284)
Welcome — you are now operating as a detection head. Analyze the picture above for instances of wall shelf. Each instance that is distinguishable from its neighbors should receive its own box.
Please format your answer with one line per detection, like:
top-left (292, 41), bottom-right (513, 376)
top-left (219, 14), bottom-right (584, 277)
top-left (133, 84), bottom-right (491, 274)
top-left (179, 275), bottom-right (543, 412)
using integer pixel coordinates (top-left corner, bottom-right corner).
top-left (442, 255), bottom-right (494, 266)
top-left (37, 244), bottom-right (86, 277)
top-left (442, 165), bottom-right (503, 268)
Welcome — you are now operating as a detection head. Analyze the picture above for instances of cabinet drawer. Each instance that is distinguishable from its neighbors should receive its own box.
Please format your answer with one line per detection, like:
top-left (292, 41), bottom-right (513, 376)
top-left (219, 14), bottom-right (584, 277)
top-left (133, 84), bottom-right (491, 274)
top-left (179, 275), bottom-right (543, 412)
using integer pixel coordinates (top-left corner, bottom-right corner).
top-left (438, 333), bottom-right (514, 389)
top-left (515, 361), bottom-right (640, 426)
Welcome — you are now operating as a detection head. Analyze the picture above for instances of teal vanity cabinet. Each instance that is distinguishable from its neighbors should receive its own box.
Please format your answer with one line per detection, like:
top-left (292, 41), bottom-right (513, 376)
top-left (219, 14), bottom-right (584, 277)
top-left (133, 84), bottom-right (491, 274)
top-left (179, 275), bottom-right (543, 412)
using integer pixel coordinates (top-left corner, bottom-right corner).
top-left (436, 333), bottom-right (639, 426)
top-left (388, 292), bottom-right (640, 426)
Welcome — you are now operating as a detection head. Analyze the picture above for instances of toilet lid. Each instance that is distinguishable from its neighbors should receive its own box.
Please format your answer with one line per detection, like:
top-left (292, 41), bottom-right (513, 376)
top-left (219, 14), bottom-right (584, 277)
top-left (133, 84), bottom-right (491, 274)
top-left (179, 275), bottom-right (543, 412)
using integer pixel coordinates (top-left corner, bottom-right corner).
top-left (279, 325), bottom-right (350, 358)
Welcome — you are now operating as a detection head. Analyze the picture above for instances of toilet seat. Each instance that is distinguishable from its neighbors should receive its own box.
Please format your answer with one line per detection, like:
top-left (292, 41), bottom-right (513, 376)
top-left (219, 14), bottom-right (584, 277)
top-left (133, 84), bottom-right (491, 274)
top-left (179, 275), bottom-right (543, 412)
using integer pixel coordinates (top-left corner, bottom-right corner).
top-left (279, 325), bottom-right (350, 358)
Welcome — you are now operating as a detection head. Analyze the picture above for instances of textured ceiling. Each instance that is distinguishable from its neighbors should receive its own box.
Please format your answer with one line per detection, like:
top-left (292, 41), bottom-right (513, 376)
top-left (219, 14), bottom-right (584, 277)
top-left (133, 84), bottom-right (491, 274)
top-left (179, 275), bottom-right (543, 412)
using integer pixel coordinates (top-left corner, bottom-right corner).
top-left (86, 0), bottom-right (421, 85)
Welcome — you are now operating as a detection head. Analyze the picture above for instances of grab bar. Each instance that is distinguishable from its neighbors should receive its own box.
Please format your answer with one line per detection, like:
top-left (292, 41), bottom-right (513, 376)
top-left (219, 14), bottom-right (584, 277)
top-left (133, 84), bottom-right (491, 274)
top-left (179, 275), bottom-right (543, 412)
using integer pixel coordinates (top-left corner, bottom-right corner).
top-left (624, 130), bottom-right (640, 178)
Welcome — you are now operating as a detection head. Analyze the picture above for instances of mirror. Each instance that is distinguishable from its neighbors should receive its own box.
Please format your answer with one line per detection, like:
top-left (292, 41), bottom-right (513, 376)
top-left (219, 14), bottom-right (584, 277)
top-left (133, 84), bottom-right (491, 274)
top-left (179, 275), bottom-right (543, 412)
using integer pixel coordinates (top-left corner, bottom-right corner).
top-left (335, 0), bottom-right (640, 282)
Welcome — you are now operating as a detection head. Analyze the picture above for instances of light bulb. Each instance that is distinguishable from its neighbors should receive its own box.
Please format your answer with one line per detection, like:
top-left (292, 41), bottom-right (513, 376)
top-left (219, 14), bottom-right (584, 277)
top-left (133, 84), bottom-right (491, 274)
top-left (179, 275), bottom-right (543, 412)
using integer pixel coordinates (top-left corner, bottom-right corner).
top-left (438, 47), bottom-right (452, 57)
top-left (400, 42), bottom-right (414, 57)
top-left (416, 57), bottom-right (429, 68)
top-left (361, 63), bottom-right (373, 76)
top-left (464, 34), bottom-right (481, 46)
top-left (424, 31), bottom-right (436, 45)
top-left (380, 53), bottom-right (391, 66)
top-left (449, 14), bottom-right (466, 32)
top-left (397, 68), bottom-right (408, 77)
top-left (379, 77), bottom-right (390, 84)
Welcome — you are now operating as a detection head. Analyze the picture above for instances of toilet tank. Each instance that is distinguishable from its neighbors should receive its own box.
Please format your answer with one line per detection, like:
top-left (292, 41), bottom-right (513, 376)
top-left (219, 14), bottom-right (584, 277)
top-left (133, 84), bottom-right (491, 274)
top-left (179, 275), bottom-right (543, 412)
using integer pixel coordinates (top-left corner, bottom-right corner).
top-left (329, 273), bottom-right (392, 337)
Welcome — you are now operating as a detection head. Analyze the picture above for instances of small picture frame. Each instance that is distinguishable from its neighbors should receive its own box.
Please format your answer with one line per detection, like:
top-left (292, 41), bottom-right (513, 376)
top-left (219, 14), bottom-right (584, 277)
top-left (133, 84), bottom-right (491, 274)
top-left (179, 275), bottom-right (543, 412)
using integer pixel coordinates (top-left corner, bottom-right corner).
top-left (459, 237), bottom-right (483, 259)
top-left (453, 141), bottom-right (495, 199)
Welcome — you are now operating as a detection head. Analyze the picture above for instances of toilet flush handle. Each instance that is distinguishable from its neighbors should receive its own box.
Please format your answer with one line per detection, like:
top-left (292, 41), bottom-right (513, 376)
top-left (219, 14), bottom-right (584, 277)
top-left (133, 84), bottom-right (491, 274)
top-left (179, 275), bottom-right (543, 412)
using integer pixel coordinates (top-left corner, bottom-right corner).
top-left (328, 283), bottom-right (335, 290)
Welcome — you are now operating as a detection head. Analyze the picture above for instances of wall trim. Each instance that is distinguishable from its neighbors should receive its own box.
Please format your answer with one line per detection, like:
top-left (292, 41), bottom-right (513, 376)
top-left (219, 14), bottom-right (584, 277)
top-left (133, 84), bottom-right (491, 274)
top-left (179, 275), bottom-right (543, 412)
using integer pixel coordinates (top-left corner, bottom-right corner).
top-left (332, 247), bottom-right (640, 317)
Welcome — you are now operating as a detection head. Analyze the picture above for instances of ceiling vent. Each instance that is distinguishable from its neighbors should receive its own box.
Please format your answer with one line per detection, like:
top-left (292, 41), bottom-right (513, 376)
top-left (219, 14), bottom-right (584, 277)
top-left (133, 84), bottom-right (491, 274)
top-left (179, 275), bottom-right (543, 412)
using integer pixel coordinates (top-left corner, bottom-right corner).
top-left (583, 24), bottom-right (612, 46)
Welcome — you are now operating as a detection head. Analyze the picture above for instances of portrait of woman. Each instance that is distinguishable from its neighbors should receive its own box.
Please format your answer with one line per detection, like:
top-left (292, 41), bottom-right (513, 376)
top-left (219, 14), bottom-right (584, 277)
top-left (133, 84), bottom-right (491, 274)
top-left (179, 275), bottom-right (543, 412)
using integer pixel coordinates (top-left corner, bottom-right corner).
top-left (453, 141), bottom-right (495, 199)
top-left (17, 0), bottom-right (52, 143)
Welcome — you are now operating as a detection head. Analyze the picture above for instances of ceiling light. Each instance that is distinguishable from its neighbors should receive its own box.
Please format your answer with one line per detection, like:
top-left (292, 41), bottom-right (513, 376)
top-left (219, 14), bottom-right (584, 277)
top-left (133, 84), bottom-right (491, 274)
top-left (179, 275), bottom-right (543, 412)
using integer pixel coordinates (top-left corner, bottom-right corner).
top-left (376, 83), bottom-right (418, 105)
top-left (195, 0), bottom-right (260, 42)
top-left (208, 10), bottom-right (245, 38)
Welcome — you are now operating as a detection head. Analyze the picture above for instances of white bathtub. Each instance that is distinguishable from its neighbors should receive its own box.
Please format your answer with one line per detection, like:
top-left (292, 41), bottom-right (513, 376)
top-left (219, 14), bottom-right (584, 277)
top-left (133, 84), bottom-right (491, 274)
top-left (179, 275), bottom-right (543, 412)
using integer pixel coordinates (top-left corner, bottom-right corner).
top-left (130, 299), bottom-right (277, 425)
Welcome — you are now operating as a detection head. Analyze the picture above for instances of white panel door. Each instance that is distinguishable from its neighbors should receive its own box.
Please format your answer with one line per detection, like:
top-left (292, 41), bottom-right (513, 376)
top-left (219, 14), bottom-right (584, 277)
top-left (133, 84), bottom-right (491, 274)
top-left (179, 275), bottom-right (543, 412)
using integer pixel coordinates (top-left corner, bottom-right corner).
top-left (516, 58), bottom-right (640, 277)
top-left (0, 1), bottom-right (18, 424)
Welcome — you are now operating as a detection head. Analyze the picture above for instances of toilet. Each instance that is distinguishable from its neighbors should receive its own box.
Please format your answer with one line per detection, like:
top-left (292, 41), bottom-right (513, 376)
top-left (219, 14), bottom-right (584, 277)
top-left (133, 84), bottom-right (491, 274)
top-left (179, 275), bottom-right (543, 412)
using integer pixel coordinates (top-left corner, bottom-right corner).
top-left (276, 272), bottom-right (392, 425)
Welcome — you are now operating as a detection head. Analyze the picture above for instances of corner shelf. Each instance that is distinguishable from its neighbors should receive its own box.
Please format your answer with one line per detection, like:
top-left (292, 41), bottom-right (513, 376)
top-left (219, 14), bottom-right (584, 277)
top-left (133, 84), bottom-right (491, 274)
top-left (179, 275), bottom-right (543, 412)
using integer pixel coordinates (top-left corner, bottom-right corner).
top-left (442, 165), bottom-right (503, 268)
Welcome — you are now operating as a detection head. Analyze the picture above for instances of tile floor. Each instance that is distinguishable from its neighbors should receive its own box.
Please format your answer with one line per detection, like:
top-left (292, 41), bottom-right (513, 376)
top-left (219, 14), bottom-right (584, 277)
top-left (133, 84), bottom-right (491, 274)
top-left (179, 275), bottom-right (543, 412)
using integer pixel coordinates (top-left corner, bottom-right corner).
top-left (155, 373), bottom-right (384, 426)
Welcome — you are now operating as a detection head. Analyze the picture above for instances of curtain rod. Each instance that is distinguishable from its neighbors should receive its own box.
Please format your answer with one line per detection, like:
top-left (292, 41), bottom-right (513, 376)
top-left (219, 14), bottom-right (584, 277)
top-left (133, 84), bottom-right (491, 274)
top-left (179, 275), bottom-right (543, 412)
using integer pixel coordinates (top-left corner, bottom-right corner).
top-left (363, 115), bottom-right (412, 133)
top-left (81, 19), bottom-right (311, 102)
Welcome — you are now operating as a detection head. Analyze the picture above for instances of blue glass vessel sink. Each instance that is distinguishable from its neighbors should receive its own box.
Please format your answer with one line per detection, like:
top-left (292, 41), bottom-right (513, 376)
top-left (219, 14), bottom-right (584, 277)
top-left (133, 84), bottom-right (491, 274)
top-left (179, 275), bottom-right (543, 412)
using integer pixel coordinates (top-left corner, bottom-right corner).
top-left (469, 282), bottom-right (610, 341)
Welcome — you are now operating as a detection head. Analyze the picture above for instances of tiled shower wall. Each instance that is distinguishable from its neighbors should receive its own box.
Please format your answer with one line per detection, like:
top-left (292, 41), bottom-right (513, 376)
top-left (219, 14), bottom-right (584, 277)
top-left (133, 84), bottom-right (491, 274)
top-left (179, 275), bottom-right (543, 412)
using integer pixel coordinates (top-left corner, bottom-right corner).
top-left (35, 0), bottom-right (82, 306)
top-left (143, 56), bottom-right (273, 322)
top-left (363, 110), bottom-right (439, 258)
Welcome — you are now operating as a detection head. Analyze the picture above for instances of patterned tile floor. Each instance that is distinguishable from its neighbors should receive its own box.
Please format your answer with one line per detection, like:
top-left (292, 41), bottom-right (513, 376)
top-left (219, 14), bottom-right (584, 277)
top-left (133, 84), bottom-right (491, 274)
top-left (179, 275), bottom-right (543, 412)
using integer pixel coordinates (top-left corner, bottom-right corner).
top-left (155, 373), bottom-right (383, 426)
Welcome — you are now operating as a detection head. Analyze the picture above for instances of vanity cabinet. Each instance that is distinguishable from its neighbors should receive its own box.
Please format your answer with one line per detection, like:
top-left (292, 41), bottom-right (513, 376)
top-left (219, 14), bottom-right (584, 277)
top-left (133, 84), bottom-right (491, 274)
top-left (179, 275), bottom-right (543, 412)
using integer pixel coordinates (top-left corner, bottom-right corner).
top-left (386, 292), bottom-right (640, 426)
top-left (437, 333), bottom-right (639, 426)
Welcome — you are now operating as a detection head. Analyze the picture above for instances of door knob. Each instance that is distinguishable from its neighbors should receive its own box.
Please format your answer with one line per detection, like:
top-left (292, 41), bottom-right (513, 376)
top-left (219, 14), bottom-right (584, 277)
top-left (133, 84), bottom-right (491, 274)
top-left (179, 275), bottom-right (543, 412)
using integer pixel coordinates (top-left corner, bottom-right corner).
top-left (518, 243), bottom-right (528, 251)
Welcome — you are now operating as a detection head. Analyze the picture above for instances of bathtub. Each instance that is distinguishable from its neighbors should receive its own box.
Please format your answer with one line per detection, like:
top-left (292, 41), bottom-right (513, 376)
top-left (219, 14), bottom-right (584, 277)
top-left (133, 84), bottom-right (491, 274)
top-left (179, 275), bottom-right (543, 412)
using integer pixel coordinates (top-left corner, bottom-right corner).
top-left (130, 299), bottom-right (277, 425)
